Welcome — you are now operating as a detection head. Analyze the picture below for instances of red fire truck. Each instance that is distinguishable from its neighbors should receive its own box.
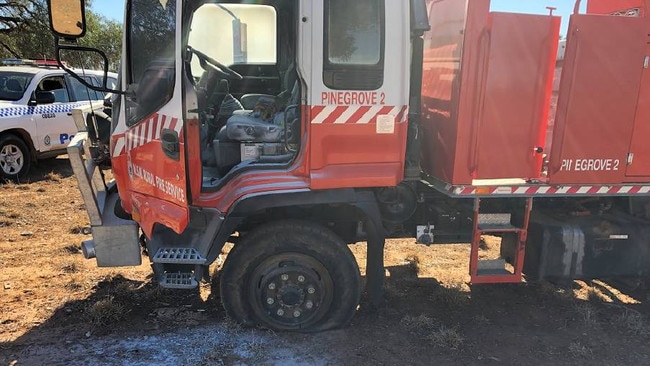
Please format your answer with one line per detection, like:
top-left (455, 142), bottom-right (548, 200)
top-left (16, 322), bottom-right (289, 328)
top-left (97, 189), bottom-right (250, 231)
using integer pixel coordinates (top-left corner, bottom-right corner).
top-left (46, 0), bottom-right (650, 331)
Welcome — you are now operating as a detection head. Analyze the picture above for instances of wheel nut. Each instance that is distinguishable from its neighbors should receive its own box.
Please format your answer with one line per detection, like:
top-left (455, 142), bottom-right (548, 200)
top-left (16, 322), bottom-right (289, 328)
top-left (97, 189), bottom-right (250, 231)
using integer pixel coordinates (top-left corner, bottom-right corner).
top-left (268, 283), bottom-right (276, 290)
top-left (293, 310), bottom-right (301, 318)
top-left (266, 298), bottom-right (274, 305)
top-left (297, 275), bottom-right (305, 282)
top-left (305, 301), bottom-right (313, 309)
top-left (307, 286), bottom-right (315, 294)
top-left (277, 309), bottom-right (284, 316)
top-left (281, 274), bottom-right (289, 281)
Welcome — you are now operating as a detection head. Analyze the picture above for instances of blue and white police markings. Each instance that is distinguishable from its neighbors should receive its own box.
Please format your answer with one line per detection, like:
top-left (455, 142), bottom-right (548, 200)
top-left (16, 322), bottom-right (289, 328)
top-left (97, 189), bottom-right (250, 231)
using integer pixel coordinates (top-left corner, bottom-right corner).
top-left (44, 135), bottom-right (51, 146)
top-left (60, 133), bottom-right (75, 144)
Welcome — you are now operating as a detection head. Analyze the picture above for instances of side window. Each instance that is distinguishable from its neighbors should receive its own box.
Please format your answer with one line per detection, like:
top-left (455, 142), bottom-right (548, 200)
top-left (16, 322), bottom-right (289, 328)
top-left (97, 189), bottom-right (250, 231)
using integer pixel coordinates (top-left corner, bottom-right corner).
top-left (68, 76), bottom-right (103, 101)
top-left (323, 0), bottom-right (384, 90)
top-left (36, 76), bottom-right (69, 103)
top-left (126, 0), bottom-right (176, 127)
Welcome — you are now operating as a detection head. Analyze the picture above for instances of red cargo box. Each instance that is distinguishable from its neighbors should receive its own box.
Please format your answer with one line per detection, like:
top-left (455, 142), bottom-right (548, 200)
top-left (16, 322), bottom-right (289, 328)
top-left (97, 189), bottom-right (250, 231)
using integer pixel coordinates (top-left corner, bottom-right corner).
top-left (587, 0), bottom-right (645, 16)
top-left (547, 14), bottom-right (650, 184)
top-left (420, 0), bottom-right (558, 185)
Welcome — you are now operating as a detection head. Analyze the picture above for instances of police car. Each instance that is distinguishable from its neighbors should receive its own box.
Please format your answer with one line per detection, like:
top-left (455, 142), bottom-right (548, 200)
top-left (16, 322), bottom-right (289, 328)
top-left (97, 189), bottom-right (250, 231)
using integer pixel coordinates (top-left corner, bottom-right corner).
top-left (0, 59), bottom-right (117, 181)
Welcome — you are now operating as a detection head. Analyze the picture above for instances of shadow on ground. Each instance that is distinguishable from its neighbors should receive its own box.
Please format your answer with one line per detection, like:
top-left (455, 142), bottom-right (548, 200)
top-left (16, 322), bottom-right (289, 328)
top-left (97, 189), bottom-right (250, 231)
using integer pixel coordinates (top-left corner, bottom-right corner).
top-left (2, 156), bottom-right (76, 185)
top-left (2, 263), bottom-right (650, 365)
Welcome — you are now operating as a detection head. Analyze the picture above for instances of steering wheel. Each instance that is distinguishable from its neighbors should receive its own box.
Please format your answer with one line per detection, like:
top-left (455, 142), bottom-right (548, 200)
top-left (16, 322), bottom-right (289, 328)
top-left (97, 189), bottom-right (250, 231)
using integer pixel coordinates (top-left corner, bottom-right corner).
top-left (187, 46), bottom-right (243, 80)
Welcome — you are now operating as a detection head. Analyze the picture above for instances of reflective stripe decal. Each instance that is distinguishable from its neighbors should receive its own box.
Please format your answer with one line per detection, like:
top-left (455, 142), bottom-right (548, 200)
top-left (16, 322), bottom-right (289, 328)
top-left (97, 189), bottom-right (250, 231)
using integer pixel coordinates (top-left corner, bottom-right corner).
top-left (451, 185), bottom-right (650, 196)
top-left (311, 105), bottom-right (408, 125)
top-left (0, 102), bottom-right (92, 117)
top-left (113, 113), bottom-right (182, 156)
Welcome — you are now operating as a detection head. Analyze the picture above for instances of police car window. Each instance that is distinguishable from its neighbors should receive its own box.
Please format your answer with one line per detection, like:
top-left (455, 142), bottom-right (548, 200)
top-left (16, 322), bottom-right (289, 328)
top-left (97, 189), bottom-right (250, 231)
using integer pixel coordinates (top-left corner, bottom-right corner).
top-left (0, 72), bottom-right (33, 101)
top-left (37, 76), bottom-right (70, 103)
top-left (69, 76), bottom-right (102, 101)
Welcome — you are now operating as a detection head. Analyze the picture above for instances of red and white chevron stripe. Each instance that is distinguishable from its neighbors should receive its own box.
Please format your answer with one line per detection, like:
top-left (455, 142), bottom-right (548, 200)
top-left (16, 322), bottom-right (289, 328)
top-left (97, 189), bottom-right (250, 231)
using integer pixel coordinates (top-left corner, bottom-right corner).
top-left (450, 184), bottom-right (650, 196)
top-left (112, 113), bottom-right (182, 156)
top-left (310, 105), bottom-right (408, 125)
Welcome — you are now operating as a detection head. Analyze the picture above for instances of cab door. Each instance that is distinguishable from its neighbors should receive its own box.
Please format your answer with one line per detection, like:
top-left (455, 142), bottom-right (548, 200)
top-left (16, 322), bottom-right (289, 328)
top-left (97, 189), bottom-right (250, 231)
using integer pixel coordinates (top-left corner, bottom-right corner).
top-left (120, 0), bottom-right (191, 236)
top-left (304, 0), bottom-right (411, 189)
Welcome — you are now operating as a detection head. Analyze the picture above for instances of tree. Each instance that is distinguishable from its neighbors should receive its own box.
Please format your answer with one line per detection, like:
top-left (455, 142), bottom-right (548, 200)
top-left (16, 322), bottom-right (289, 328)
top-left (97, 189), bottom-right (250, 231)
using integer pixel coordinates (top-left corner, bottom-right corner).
top-left (0, 0), bottom-right (46, 58)
top-left (0, 0), bottom-right (122, 71)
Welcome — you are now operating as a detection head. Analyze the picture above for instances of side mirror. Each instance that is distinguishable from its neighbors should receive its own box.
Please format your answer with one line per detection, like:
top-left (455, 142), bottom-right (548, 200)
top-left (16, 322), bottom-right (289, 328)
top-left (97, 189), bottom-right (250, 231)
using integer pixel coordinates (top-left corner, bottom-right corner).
top-left (33, 91), bottom-right (56, 105)
top-left (410, 0), bottom-right (431, 36)
top-left (47, 0), bottom-right (86, 39)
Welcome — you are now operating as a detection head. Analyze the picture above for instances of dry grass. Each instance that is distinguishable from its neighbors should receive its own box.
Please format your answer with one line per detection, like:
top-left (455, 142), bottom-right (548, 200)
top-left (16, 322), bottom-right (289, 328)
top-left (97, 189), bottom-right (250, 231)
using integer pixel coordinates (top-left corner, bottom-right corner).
top-left (61, 262), bottom-right (79, 274)
top-left (85, 296), bottom-right (126, 326)
top-left (400, 314), bottom-right (464, 350)
top-left (568, 341), bottom-right (592, 359)
top-left (614, 309), bottom-right (649, 336)
top-left (45, 171), bottom-right (62, 182)
top-left (431, 283), bottom-right (469, 307)
top-left (400, 314), bottom-right (437, 335)
top-left (404, 254), bottom-right (420, 276)
top-left (574, 302), bottom-right (599, 328)
top-left (428, 325), bottom-right (464, 350)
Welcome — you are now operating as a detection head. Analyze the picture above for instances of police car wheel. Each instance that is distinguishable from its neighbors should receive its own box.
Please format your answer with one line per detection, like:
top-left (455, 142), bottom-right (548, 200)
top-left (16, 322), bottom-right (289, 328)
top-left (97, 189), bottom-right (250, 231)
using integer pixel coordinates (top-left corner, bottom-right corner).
top-left (0, 134), bottom-right (31, 182)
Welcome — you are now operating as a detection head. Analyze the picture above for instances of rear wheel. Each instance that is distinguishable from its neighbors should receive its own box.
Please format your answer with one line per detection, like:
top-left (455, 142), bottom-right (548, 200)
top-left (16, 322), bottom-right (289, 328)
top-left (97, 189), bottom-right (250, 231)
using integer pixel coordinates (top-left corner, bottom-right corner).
top-left (219, 220), bottom-right (361, 332)
top-left (0, 134), bottom-right (31, 182)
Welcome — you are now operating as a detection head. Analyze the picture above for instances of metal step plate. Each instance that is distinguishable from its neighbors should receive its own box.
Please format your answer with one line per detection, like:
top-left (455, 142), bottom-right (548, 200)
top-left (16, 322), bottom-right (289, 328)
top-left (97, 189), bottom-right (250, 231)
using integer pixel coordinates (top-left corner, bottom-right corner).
top-left (153, 248), bottom-right (207, 264)
top-left (476, 259), bottom-right (514, 278)
top-left (477, 258), bottom-right (507, 272)
top-left (159, 272), bottom-right (198, 289)
top-left (477, 213), bottom-right (511, 226)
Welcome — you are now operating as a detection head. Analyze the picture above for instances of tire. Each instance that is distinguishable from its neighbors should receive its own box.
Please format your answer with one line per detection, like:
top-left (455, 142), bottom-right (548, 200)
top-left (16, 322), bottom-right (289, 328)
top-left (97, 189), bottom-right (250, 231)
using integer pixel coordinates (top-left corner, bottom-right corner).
top-left (0, 134), bottom-right (31, 182)
top-left (219, 220), bottom-right (361, 332)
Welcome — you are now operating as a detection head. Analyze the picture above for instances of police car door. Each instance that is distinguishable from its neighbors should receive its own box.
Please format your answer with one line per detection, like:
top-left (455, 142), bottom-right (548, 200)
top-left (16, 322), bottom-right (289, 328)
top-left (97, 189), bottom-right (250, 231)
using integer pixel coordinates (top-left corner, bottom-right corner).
top-left (31, 74), bottom-right (80, 151)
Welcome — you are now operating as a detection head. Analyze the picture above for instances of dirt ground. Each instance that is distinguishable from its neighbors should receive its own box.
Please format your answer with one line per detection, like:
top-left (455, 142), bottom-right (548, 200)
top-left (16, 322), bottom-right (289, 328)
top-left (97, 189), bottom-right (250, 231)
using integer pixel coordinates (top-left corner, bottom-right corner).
top-left (1, 157), bottom-right (650, 365)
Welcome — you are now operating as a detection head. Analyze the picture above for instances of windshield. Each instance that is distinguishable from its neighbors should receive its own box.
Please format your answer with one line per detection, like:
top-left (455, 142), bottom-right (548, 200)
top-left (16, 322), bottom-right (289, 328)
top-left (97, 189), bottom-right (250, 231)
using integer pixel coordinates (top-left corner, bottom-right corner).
top-left (188, 4), bottom-right (277, 78)
top-left (0, 72), bottom-right (33, 101)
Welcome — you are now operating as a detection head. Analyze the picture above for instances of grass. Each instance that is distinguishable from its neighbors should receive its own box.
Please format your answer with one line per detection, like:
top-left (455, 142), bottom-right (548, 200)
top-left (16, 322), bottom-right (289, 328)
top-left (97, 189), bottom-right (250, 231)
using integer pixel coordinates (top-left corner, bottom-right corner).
top-left (574, 302), bottom-right (599, 328)
top-left (568, 341), bottom-right (592, 359)
top-left (433, 283), bottom-right (469, 307)
top-left (85, 296), bottom-right (126, 326)
top-left (400, 314), bottom-right (437, 336)
top-left (61, 262), bottom-right (79, 273)
top-left (400, 314), bottom-right (464, 350)
top-left (614, 309), bottom-right (649, 336)
top-left (404, 254), bottom-right (420, 276)
top-left (45, 171), bottom-right (62, 182)
top-left (428, 325), bottom-right (464, 350)
top-left (198, 319), bottom-right (270, 365)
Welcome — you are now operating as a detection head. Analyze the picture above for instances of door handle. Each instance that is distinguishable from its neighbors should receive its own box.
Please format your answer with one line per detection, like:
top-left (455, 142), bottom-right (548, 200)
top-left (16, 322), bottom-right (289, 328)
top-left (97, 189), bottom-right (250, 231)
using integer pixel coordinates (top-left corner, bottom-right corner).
top-left (160, 128), bottom-right (180, 160)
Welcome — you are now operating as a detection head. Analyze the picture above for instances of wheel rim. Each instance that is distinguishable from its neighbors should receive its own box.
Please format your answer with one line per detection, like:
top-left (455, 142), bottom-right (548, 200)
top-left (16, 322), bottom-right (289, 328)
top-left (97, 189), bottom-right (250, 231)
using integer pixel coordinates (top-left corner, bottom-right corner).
top-left (249, 253), bottom-right (334, 330)
top-left (0, 143), bottom-right (24, 175)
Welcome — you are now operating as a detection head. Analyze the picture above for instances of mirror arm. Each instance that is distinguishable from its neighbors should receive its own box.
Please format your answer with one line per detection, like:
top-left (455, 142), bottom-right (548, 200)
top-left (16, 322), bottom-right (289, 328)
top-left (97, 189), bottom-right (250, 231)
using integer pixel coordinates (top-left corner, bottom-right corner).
top-left (54, 39), bottom-right (130, 96)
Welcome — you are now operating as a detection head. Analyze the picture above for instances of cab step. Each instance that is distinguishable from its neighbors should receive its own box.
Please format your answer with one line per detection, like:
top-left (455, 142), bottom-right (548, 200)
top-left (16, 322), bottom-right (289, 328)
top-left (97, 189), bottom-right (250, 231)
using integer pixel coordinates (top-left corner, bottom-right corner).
top-left (159, 272), bottom-right (198, 289)
top-left (152, 248), bottom-right (207, 264)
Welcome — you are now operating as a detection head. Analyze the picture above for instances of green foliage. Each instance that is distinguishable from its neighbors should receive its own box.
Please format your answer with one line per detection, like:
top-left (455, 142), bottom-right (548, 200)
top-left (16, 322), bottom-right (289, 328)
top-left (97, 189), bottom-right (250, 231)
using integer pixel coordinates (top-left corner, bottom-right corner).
top-left (0, 0), bottom-right (121, 71)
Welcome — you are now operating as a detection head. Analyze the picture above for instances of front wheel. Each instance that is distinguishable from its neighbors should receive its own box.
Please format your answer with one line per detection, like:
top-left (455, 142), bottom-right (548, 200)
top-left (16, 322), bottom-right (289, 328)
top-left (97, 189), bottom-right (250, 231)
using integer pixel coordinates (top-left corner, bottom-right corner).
top-left (219, 221), bottom-right (361, 332)
top-left (0, 134), bottom-right (31, 182)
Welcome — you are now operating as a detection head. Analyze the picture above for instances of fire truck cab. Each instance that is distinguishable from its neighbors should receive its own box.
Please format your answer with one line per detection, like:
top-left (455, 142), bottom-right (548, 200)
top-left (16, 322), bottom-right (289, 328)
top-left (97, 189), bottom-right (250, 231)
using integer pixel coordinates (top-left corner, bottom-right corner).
top-left (47, 0), bottom-right (650, 332)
